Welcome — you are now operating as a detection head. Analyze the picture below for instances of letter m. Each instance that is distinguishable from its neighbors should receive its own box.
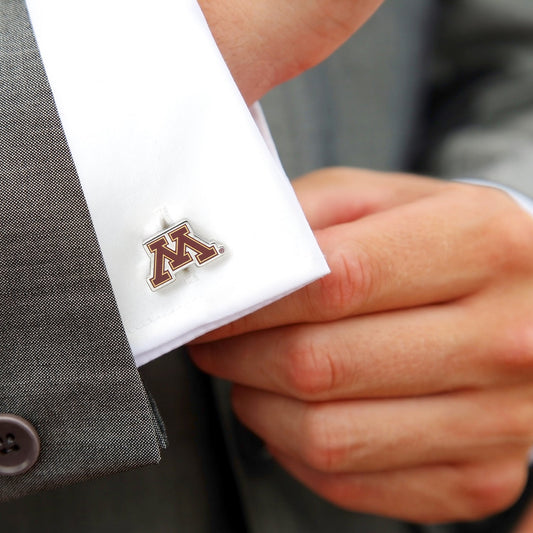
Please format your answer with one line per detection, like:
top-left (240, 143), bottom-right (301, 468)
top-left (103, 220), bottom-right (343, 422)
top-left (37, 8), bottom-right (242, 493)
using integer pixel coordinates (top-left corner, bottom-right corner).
top-left (144, 221), bottom-right (221, 290)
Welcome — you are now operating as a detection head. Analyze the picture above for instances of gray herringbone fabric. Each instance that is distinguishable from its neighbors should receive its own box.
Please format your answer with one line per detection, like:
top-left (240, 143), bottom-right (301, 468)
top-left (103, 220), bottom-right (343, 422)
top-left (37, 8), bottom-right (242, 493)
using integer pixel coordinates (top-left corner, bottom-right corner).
top-left (0, 0), bottom-right (163, 501)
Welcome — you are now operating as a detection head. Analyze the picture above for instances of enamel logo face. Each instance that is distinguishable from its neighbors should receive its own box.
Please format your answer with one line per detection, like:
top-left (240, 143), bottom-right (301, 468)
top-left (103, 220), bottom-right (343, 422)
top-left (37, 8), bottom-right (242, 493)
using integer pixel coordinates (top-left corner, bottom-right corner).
top-left (143, 221), bottom-right (224, 291)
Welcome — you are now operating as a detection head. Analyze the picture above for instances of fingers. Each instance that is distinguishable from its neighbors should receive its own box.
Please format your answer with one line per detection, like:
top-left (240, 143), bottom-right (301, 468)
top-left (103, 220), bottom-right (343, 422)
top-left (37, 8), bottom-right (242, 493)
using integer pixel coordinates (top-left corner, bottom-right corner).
top-left (198, 0), bottom-right (384, 103)
top-left (230, 385), bottom-right (533, 474)
top-left (292, 168), bottom-right (446, 230)
top-left (191, 303), bottom-right (494, 400)
top-left (191, 282), bottom-right (533, 400)
top-left (197, 181), bottom-right (530, 342)
top-left (271, 450), bottom-right (528, 524)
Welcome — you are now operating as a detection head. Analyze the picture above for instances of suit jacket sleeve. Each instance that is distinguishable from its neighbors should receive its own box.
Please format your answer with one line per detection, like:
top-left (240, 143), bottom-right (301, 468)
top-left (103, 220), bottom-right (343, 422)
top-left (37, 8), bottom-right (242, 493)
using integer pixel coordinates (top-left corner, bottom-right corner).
top-left (0, 0), bottom-right (165, 502)
top-left (421, 0), bottom-right (533, 197)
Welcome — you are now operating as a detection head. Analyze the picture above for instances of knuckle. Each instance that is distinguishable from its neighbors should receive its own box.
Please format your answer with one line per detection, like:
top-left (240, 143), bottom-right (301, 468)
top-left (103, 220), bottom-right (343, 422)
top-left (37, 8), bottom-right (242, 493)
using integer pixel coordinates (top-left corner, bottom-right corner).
top-left (300, 405), bottom-right (346, 472)
top-left (282, 330), bottom-right (335, 399)
top-left (456, 184), bottom-right (533, 277)
top-left (473, 393), bottom-right (533, 447)
top-left (487, 196), bottom-right (533, 274)
top-left (459, 461), bottom-right (527, 520)
top-left (495, 405), bottom-right (533, 444)
top-left (314, 246), bottom-right (374, 319)
top-left (495, 321), bottom-right (533, 375)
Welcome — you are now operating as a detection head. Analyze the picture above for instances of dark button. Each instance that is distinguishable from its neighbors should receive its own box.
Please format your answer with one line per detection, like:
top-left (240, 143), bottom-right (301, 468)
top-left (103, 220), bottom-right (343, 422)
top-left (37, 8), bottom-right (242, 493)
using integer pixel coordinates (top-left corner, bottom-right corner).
top-left (0, 414), bottom-right (40, 476)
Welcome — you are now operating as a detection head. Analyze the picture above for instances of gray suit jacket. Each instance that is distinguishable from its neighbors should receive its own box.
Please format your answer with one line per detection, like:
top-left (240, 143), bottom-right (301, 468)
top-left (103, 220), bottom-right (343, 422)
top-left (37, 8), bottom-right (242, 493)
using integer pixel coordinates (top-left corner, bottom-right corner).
top-left (2, 0), bottom-right (533, 532)
top-left (0, 0), bottom-right (165, 502)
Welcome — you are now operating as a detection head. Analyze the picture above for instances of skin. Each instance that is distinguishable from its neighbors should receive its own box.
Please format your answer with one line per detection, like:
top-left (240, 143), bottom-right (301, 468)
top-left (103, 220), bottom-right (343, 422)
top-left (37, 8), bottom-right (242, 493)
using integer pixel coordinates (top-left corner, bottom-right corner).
top-left (193, 2), bottom-right (533, 525)
top-left (198, 0), bottom-right (383, 104)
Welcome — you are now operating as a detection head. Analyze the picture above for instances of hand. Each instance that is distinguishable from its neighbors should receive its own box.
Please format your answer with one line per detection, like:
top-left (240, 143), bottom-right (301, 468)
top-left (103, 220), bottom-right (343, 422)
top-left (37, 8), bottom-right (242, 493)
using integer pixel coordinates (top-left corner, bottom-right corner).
top-left (190, 168), bottom-right (533, 524)
top-left (197, 0), bottom-right (383, 104)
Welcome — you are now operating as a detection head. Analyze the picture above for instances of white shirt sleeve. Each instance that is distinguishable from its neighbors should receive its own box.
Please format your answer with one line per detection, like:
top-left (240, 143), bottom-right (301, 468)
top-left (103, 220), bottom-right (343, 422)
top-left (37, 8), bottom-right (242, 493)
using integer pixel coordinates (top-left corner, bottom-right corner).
top-left (25, 0), bottom-right (329, 367)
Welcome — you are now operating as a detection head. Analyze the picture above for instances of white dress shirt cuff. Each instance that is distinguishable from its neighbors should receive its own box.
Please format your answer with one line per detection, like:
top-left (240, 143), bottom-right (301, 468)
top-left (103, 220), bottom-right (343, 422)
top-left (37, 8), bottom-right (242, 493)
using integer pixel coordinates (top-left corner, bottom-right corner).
top-left (26, 0), bottom-right (329, 367)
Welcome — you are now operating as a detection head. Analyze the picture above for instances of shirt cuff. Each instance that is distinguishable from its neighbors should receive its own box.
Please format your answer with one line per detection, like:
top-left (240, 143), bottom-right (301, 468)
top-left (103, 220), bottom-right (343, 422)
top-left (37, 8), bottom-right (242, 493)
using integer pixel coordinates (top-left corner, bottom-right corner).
top-left (27, 0), bottom-right (329, 367)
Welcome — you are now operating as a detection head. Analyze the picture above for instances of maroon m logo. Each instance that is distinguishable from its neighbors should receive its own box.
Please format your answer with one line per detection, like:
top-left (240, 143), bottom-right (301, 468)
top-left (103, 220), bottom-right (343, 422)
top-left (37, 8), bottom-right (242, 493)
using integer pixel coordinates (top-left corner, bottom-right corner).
top-left (144, 221), bottom-right (223, 290)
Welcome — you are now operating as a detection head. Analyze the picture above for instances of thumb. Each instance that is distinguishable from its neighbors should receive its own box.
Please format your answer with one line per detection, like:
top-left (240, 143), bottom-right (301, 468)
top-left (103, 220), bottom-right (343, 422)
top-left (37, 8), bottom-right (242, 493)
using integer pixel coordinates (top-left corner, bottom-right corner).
top-left (198, 0), bottom-right (384, 104)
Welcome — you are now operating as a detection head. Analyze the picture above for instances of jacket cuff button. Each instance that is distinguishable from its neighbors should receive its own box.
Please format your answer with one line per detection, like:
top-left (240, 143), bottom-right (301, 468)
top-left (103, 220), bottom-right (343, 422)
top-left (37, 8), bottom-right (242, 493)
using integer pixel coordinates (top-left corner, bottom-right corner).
top-left (0, 414), bottom-right (40, 476)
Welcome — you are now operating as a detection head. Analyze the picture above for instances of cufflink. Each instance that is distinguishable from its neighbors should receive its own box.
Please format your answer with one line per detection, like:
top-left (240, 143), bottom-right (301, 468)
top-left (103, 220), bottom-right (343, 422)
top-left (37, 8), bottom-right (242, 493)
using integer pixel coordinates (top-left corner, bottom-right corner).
top-left (143, 220), bottom-right (224, 291)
